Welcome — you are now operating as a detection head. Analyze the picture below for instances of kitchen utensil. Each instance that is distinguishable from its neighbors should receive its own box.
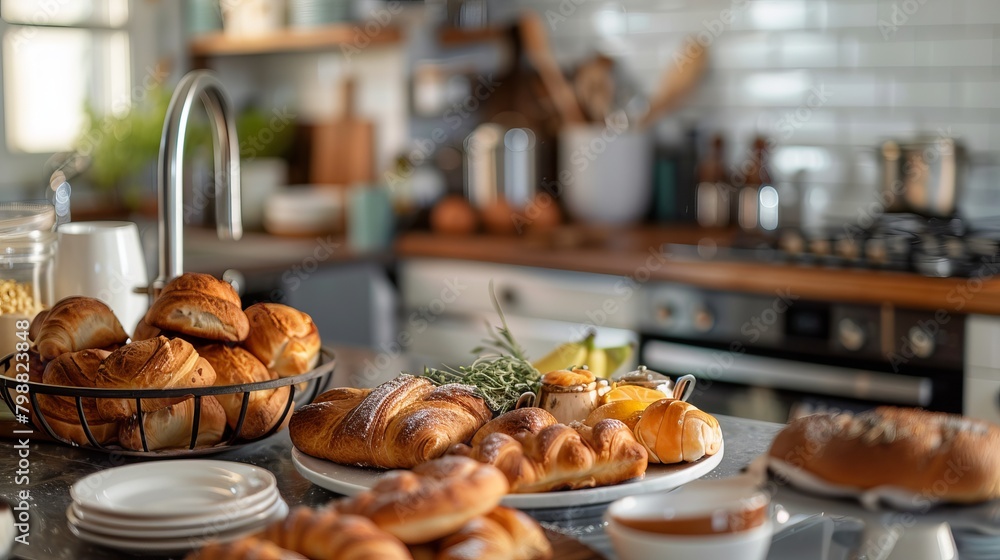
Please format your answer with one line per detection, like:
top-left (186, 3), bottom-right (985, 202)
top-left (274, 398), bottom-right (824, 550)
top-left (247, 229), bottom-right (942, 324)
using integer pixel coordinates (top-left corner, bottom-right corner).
top-left (0, 349), bottom-right (336, 456)
top-left (291, 441), bottom-right (723, 508)
top-left (559, 123), bottom-right (652, 225)
top-left (879, 138), bottom-right (964, 219)
top-left (53, 221), bottom-right (148, 334)
top-left (573, 54), bottom-right (616, 123)
top-left (519, 10), bottom-right (586, 125)
top-left (310, 77), bottom-right (375, 187)
top-left (640, 39), bottom-right (709, 128)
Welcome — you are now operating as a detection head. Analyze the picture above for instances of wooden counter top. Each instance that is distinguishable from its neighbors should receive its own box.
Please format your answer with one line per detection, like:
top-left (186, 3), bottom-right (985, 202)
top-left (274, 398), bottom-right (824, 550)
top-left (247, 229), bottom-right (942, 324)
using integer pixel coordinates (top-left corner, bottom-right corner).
top-left (395, 228), bottom-right (1000, 315)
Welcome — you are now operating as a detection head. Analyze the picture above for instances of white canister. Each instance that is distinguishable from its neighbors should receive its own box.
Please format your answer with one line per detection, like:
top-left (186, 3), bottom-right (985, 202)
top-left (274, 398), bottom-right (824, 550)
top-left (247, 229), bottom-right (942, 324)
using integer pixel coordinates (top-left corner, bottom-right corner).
top-left (559, 124), bottom-right (653, 226)
top-left (53, 221), bottom-right (148, 335)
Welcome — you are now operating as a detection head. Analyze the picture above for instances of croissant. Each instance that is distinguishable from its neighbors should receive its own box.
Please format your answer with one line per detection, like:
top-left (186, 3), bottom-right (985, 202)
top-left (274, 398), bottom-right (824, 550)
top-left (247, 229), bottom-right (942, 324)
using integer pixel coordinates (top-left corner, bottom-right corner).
top-left (243, 303), bottom-right (321, 378)
top-left (258, 506), bottom-right (412, 560)
top-left (332, 456), bottom-right (509, 545)
top-left (145, 272), bottom-right (249, 342)
top-left (185, 538), bottom-right (306, 560)
top-left (95, 336), bottom-right (218, 421)
top-left (37, 349), bottom-right (110, 423)
top-left (289, 375), bottom-right (491, 468)
top-left (436, 507), bottom-right (552, 560)
top-left (450, 419), bottom-right (647, 493)
top-left (33, 296), bottom-right (128, 361)
top-left (199, 344), bottom-right (290, 439)
top-left (633, 399), bottom-right (722, 463)
top-left (118, 396), bottom-right (227, 451)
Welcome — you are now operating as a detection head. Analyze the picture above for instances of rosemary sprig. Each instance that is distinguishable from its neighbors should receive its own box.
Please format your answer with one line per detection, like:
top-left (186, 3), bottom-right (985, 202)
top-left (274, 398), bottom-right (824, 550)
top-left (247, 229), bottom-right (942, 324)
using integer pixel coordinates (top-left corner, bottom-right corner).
top-left (423, 281), bottom-right (541, 414)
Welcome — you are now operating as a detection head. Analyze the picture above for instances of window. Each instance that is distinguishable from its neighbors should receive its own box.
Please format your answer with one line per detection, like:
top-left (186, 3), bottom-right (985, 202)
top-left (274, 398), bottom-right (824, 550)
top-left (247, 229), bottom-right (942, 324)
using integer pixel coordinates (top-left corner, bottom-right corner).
top-left (1, 0), bottom-right (130, 153)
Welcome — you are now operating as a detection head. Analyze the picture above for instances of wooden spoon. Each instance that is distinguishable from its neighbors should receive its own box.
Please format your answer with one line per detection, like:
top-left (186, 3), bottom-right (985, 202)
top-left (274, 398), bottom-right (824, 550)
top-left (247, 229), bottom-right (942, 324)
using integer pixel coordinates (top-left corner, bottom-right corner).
top-left (640, 38), bottom-right (709, 128)
top-left (519, 10), bottom-right (587, 126)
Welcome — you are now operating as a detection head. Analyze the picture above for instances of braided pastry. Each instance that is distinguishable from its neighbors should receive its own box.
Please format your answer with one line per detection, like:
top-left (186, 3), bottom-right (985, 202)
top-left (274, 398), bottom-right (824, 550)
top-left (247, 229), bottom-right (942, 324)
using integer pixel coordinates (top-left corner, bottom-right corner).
top-left (450, 418), bottom-right (647, 493)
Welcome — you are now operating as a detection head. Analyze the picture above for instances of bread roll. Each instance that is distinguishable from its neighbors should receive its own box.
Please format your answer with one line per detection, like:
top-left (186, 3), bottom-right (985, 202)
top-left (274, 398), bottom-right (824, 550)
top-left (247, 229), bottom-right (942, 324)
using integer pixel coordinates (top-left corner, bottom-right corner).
top-left (332, 456), bottom-right (509, 544)
top-left (258, 506), bottom-right (411, 560)
top-left (437, 507), bottom-right (552, 560)
top-left (243, 303), bottom-right (321, 378)
top-left (185, 538), bottom-right (306, 560)
top-left (768, 407), bottom-right (1000, 504)
top-left (33, 297), bottom-right (128, 361)
top-left (95, 336), bottom-right (217, 420)
top-left (450, 419), bottom-right (647, 493)
top-left (119, 396), bottom-right (226, 451)
top-left (36, 349), bottom-right (110, 423)
top-left (471, 407), bottom-right (557, 446)
top-left (290, 375), bottom-right (491, 469)
top-left (633, 399), bottom-right (722, 464)
top-left (145, 272), bottom-right (249, 342)
top-left (199, 344), bottom-right (290, 439)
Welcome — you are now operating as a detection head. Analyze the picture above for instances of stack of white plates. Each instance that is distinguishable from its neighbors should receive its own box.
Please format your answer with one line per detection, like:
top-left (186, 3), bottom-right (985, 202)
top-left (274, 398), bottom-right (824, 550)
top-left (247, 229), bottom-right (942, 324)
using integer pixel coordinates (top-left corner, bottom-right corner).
top-left (288, 0), bottom-right (350, 28)
top-left (67, 460), bottom-right (287, 555)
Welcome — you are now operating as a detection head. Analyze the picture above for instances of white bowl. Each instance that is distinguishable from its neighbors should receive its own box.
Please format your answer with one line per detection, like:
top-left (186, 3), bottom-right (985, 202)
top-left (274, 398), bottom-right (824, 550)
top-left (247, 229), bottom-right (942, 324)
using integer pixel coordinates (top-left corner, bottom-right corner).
top-left (606, 517), bottom-right (772, 560)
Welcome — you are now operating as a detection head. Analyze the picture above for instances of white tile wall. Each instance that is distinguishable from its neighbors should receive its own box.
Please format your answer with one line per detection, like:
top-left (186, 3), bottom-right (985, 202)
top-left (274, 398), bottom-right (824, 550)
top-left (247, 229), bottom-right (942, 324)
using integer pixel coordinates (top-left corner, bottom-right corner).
top-left (506, 0), bottom-right (1000, 224)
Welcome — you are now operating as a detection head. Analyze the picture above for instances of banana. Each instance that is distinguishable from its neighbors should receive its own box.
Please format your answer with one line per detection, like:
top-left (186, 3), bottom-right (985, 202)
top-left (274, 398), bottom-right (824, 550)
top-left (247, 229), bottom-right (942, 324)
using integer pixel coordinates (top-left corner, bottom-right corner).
top-left (586, 348), bottom-right (609, 378)
top-left (532, 331), bottom-right (594, 373)
top-left (595, 342), bottom-right (635, 378)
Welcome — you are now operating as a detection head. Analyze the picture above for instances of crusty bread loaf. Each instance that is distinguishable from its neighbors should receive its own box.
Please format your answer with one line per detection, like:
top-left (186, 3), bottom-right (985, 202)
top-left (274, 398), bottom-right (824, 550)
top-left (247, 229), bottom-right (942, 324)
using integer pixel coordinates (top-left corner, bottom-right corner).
top-left (33, 296), bottom-right (128, 361)
top-left (118, 396), bottom-right (226, 451)
top-left (633, 399), bottom-right (722, 464)
top-left (450, 418), bottom-right (648, 493)
top-left (471, 407), bottom-right (557, 446)
top-left (199, 344), bottom-right (290, 439)
top-left (258, 506), bottom-right (412, 560)
top-left (768, 407), bottom-right (1000, 504)
top-left (332, 456), bottom-right (509, 545)
top-left (146, 273), bottom-right (249, 342)
top-left (437, 507), bottom-right (552, 560)
top-left (95, 336), bottom-right (217, 420)
top-left (37, 349), bottom-right (110, 423)
top-left (185, 538), bottom-right (307, 560)
top-left (243, 303), bottom-right (321, 378)
top-left (289, 375), bottom-right (491, 469)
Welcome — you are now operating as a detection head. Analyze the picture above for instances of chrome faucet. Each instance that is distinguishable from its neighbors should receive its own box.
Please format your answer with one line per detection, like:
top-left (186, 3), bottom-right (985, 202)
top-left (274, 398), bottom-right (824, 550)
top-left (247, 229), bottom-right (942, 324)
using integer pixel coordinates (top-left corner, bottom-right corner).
top-left (153, 70), bottom-right (242, 295)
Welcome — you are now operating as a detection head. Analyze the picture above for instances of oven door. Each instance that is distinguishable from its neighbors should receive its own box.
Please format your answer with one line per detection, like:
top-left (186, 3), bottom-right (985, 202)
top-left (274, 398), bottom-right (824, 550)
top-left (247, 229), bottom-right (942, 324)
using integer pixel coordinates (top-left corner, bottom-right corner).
top-left (642, 339), bottom-right (936, 423)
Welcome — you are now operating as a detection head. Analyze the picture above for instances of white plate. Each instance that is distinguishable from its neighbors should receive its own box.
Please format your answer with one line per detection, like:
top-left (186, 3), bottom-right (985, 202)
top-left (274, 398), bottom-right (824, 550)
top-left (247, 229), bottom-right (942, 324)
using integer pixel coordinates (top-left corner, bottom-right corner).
top-left (291, 441), bottom-right (724, 509)
top-left (68, 490), bottom-right (281, 538)
top-left (67, 500), bottom-right (288, 555)
top-left (71, 460), bottom-right (276, 518)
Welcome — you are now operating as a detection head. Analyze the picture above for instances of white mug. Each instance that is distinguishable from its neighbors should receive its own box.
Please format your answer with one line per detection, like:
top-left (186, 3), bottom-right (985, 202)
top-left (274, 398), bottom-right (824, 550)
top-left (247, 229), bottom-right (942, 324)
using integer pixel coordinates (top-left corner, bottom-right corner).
top-left (53, 221), bottom-right (148, 335)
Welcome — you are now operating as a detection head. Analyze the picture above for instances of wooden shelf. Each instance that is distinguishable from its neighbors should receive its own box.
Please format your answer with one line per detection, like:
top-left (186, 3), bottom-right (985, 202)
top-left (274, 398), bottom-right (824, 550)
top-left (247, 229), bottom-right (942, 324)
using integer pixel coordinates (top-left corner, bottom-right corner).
top-left (189, 24), bottom-right (403, 57)
top-left (437, 26), bottom-right (508, 46)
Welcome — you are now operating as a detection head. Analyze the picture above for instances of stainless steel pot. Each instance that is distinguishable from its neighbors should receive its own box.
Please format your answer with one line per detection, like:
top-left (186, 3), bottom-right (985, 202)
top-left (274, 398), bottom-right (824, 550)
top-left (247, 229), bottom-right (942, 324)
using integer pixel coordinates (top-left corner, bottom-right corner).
top-left (879, 137), bottom-right (964, 218)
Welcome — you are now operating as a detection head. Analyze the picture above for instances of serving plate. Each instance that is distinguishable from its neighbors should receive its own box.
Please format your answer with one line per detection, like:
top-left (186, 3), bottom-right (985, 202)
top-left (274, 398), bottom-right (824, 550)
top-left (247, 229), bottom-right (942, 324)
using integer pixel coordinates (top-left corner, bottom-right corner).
top-left (291, 440), bottom-right (724, 509)
top-left (70, 460), bottom-right (275, 517)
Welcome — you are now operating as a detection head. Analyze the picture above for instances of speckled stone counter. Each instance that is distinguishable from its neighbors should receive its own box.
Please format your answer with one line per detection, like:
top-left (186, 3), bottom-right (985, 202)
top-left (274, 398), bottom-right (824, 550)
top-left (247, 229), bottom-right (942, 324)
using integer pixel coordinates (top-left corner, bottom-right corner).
top-left (0, 346), bottom-right (783, 559)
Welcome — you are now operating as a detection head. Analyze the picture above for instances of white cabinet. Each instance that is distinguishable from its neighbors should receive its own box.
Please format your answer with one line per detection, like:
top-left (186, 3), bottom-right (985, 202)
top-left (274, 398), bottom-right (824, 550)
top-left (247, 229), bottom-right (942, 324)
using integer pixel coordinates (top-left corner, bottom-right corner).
top-left (964, 315), bottom-right (1000, 422)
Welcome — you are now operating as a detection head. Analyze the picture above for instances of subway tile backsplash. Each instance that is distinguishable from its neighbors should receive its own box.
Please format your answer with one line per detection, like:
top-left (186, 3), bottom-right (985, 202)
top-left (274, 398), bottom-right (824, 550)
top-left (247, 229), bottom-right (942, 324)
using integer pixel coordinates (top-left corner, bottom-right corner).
top-left (501, 0), bottom-right (1000, 225)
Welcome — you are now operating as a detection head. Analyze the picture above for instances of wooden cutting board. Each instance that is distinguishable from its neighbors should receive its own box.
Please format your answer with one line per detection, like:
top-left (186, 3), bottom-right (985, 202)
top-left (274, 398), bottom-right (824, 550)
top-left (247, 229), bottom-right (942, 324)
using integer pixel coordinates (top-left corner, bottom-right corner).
top-left (310, 78), bottom-right (375, 186)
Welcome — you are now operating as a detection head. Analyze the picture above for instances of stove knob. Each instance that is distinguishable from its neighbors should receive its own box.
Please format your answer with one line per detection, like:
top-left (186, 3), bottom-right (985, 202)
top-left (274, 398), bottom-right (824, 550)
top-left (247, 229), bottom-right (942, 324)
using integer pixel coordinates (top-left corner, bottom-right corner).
top-left (908, 326), bottom-right (935, 359)
top-left (692, 305), bottom-right (715, 333)
top-left (655, 304), bottom-right (674, 325)
top-left (837, 318), bottom-right (866, 351)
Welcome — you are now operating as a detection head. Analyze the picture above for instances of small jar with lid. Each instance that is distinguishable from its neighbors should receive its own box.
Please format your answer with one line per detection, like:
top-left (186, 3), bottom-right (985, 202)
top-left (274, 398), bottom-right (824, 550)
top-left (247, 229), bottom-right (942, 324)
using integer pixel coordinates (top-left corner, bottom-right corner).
top-left (0, 203), bottom-right (57, 351)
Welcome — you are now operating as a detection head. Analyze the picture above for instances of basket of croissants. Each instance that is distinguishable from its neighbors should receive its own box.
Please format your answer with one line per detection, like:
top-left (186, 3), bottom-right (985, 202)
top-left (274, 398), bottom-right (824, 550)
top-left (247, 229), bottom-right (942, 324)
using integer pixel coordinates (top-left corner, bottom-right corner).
top-left (0, 272), bottom-right (334, 455)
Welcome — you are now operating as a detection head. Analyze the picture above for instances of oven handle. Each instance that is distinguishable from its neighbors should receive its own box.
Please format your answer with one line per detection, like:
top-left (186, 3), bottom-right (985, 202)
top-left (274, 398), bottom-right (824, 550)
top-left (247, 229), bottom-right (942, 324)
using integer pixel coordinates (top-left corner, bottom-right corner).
top-left (643, 340), bottom-right (932, 406)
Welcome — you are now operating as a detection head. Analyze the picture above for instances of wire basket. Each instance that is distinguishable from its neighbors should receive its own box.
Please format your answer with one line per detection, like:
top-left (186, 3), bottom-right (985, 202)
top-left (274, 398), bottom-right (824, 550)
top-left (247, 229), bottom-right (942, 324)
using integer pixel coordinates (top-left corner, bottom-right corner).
top-left (0, 348), bottom-right (336, 457)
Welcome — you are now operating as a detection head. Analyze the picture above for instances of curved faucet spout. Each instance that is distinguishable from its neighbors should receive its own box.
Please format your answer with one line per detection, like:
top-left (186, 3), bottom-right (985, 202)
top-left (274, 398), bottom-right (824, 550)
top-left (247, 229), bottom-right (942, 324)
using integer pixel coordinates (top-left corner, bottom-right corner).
top-left (154, 70), bottom-right (242, 294)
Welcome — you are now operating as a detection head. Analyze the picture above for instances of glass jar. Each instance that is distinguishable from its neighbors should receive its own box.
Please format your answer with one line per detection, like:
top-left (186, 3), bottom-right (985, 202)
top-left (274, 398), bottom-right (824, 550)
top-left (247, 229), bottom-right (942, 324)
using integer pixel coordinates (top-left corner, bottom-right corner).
top-left (0, 203), bottom-right (57, 344)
